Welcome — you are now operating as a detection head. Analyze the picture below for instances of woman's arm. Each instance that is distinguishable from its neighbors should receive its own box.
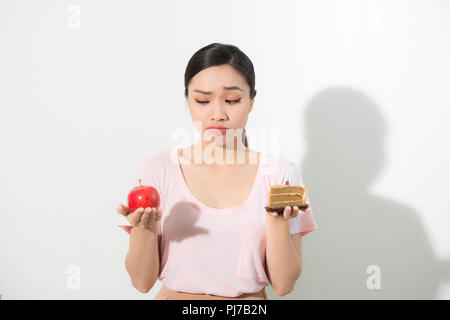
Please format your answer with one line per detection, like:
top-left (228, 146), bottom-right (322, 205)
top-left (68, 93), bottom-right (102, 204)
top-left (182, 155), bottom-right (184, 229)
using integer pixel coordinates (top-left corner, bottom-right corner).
top-left (125, 225), bottom-right (160, 293)
top-left (265, 214), bottom-right (302, 296)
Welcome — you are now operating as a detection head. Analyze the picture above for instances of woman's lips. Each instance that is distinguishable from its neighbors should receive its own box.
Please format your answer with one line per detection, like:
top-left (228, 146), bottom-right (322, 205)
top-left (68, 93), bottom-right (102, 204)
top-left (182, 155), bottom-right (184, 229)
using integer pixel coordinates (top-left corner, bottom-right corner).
top-left (206, 126), bottom-right (228, 134)
top-left (207, 128), bottom-right (227, 134)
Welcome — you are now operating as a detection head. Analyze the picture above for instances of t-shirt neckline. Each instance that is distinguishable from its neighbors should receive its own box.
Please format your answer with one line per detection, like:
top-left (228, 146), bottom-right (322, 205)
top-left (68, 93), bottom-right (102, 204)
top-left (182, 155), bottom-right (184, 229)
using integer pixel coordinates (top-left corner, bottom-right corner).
top-left (173, 148), bottom-right (263, 215)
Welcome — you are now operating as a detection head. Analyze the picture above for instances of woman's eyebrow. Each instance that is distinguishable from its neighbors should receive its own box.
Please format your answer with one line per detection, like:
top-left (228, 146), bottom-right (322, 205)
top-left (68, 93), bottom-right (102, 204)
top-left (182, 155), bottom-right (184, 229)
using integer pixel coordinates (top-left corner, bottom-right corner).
top-left (193, 86), bottom-right (242, 94)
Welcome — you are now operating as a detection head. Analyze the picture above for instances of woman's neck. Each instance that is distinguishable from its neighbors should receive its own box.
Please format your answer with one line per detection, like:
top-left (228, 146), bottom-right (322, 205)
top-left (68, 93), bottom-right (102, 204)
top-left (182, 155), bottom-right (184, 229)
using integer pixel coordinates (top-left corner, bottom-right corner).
top-left (179, 142), bottom-right (256, 167)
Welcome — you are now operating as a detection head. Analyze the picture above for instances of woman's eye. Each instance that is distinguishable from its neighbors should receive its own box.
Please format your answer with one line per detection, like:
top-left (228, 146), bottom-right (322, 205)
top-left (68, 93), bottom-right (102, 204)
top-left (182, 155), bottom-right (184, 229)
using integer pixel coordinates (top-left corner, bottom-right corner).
top-left (195, 99), bottom-right (241, 104)
top-left (226, 99), bottom-right (241, 104)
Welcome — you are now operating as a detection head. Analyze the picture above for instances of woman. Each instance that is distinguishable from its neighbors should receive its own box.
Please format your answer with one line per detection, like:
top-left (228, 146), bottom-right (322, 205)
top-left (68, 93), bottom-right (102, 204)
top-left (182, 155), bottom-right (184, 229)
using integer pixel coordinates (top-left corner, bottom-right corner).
top-left (116, 43), bottom-right (318, 300)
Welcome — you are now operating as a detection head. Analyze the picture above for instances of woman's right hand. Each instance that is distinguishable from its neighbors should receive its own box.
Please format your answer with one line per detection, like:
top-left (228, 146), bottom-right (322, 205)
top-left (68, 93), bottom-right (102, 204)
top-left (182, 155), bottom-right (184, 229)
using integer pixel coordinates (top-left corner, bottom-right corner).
top-left (116, 204), bottom-right (162, 233)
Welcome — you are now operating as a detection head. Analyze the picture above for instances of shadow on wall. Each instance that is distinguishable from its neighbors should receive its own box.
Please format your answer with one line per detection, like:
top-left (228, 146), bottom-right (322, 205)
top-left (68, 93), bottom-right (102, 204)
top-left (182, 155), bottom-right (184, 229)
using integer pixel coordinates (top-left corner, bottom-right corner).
top-left (283, 86), bottom-right (450, 299)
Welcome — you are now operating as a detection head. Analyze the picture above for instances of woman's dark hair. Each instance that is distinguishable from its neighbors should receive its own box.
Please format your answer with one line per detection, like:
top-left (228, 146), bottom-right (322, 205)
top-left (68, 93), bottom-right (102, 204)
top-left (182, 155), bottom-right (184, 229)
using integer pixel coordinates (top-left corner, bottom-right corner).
top-left (184, 43), bottom-right (256, 148)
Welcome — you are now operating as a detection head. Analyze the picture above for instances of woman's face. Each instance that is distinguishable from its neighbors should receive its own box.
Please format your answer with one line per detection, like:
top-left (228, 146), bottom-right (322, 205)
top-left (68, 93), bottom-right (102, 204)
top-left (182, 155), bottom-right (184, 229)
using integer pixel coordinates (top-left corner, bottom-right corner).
top-left (186, 64), bottom-right (254, 148)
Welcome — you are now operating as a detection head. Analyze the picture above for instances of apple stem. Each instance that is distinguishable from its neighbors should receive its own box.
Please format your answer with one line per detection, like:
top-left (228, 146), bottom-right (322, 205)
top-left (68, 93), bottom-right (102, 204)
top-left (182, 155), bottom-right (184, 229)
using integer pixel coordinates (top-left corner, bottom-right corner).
top-left (139, 179), bottom-right (142, 187)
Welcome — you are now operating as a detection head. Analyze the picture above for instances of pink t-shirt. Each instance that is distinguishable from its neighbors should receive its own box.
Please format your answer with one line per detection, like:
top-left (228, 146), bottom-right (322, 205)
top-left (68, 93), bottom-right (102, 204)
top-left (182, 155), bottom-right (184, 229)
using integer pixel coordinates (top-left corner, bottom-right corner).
top-left (117, 148), bottom-right (318, 297)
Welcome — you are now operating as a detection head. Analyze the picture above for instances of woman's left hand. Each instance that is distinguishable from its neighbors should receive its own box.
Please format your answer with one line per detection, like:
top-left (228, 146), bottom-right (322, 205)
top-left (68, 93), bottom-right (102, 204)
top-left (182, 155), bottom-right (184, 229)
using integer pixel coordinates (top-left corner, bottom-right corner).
top-left (267, 204), bottom-right (311, 220)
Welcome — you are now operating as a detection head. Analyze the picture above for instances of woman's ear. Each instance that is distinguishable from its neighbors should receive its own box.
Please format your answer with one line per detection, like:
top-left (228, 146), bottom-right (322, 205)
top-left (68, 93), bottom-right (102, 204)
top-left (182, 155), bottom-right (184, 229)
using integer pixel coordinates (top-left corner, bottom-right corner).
top-left (249, 98), bottom-right (255, 113)
top-left (248, 100), bottom-right (254, 113)
top-left (250, 89), bottom-right (256, 113)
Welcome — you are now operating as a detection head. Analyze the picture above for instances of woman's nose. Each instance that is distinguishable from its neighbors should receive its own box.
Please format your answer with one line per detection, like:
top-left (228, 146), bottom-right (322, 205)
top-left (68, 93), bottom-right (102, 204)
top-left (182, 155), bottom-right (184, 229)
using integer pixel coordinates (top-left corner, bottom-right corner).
top-left (211, 103), bottom-right (227, 121)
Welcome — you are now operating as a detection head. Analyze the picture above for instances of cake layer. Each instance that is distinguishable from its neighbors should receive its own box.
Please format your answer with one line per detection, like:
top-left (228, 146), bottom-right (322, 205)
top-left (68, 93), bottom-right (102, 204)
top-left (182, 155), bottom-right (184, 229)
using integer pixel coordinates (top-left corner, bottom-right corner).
top-left (268, 200), bottom-right (307, 207)
top-left (269, 186), bottom-right (305, 195)
top-left (269, 194), bottom-right (305, 202)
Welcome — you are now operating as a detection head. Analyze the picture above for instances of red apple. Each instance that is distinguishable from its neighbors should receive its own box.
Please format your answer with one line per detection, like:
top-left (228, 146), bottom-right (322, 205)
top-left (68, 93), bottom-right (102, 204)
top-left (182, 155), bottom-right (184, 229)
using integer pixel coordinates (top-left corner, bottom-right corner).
top-left (127, 179), bottom-right (160, 213)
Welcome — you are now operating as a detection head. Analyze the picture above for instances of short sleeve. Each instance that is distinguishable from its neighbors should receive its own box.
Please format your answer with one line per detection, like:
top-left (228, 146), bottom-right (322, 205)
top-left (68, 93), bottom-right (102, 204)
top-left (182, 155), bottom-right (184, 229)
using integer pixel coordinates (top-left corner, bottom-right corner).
top-left (117, 159), bottom-right (162, 236)
top-left (282, 162), bottom-right (318, 237)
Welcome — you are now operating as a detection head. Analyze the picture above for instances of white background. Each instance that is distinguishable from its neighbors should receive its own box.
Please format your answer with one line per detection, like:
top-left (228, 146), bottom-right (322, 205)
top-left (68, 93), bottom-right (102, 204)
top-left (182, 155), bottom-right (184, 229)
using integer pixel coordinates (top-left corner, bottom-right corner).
top-left (1, 0), bottom-right (449, 299)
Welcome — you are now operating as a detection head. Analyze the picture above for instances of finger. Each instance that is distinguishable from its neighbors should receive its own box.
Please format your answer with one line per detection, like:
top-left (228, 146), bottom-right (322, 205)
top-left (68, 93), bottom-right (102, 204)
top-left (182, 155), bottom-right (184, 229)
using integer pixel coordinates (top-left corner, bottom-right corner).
top-left (149, 207), bottom-right (157, 222)
top-left (140, 210), bottom-right (151, 226)
top-left (292, 206), bottom-right (299, 218)
top-left (266, 209), bottom-right (275, 218)
top-left (283, 206), bottom-right (291, 220)
top-left (127, 207), bottom-right (144, 226)
top-left (155, 208), bottom-right (162, 222)
top-left (117, 203), bottom-right (131, 216)
top-left (152, 207), bottom-right (162, 221)
top-left (300, 204), bottom-right (311, 213)
top-left (145, 206), bottom-right (153, 216)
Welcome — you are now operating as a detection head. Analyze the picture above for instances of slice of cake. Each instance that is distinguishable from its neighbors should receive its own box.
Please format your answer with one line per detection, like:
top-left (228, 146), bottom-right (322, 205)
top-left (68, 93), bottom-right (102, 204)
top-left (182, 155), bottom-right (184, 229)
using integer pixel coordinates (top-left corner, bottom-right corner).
top-left (265, 180), bottom-right (309, 214)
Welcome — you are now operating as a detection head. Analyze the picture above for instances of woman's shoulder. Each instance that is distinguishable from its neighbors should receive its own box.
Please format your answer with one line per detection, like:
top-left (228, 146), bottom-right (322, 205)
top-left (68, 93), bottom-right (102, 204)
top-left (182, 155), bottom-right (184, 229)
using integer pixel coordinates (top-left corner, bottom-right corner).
top-left (260, 150), bottom-right (292, 167)
top-left (258, 150), bottom-right (293, 177)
